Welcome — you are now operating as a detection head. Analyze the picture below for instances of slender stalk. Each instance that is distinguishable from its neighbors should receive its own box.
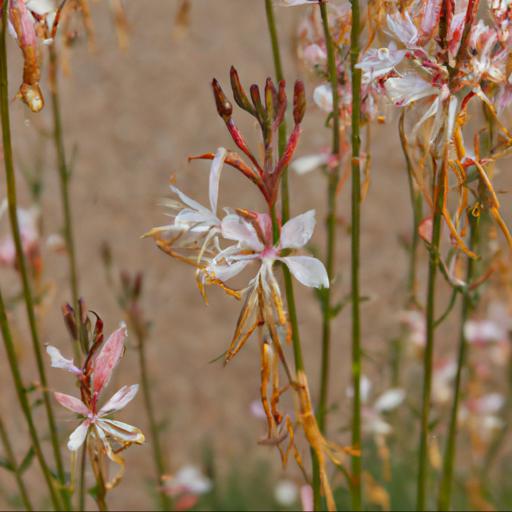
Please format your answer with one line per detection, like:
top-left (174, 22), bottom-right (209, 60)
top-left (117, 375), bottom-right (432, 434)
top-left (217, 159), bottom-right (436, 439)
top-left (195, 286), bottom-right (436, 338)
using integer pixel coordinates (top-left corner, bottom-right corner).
top-left (0, 416), bottom-right (33, 511)
top-left (349, 0), bottom-right (362, 508)
top-left (264, 0), bottom-right (305, 374)
top-left (416, 153), bottom-right (447, 511)
top-left (0, 8), bottom-right (68, 509)
top-left (79, 444), bottom-right (87, 511)
top-left (135, 328), bottom-right (172, 511)
top-left (437, 213), bottom-right (479, 511)
top-left (0, 287), bottom-right (61, 510)
top-left (48, 44), bottom-right (81, 359)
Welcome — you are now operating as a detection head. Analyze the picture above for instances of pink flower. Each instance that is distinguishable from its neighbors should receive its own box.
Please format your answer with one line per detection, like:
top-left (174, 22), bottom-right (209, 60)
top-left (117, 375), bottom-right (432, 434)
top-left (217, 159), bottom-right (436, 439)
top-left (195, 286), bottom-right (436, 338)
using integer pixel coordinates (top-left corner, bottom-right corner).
top-left (48, 323), bottom-right (144, 453)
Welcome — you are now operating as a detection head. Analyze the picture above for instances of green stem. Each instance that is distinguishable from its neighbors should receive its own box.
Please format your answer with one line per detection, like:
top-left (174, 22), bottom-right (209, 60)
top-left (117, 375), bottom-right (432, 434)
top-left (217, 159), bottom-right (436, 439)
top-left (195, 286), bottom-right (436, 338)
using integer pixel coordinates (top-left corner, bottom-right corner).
top-left (0, 415), bottom-right (33, 511)
top-left (135, 328), bottom-right (172, 511)
top-left (310, 3), bottom-right (342, 509)
top-left (48, 44), bottom-right (81, 360)
top-left (416, 156), bottom-right (446, 511)
top-left (349, 0), bottom-right (362, 508)
top-left (0, 287), bottom-right (61, 510)
top-left (264, 0), bottom-right (304, 374)
top-left (79, 444), bottom-right (87, 511)
top-left (437, 213), bottom-right (479, 511)
top-left (0, 9), bottom-right (68, 509)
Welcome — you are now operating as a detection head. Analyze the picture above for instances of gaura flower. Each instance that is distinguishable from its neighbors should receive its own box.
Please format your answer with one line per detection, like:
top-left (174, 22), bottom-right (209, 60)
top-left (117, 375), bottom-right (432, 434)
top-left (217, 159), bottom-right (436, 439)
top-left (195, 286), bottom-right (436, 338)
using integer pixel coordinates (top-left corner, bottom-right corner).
top-left (144, 147), bottom-right (227, 264)
top-left (48, 323), bottom-right (144, 488)
top-left (209, 209), bottom-right (328, 289)
top-left (162, 465), bottom-right (212, 511)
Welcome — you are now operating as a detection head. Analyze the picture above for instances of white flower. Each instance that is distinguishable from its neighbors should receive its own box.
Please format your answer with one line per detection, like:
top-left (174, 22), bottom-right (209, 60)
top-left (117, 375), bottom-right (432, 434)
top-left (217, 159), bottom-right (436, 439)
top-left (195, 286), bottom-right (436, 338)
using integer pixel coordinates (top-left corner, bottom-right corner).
top-left (386, 12), bottom-right (419, 46)
top-left (164, 466), bottom-right (212, 496)
top-left (209, 210), bottom-right (329, 289)
top-left (356, 43), bottom-right (406, 83)
top-left (384, 74), bottom-right (438, 106)
top-left (292, 153), bottom-right (329, 175)
top-left (274, 480), bottom-right (299, 506)
top-left (313, 84), bottom-right (333, 112)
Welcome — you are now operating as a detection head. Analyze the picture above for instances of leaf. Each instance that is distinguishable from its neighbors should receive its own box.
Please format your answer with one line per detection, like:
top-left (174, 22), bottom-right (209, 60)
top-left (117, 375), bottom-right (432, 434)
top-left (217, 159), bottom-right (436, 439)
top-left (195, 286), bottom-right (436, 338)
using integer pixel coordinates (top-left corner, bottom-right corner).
top-left (0, 457), bottom-right (14, 472)
top-left (18, 447), bottom-right (35, 474)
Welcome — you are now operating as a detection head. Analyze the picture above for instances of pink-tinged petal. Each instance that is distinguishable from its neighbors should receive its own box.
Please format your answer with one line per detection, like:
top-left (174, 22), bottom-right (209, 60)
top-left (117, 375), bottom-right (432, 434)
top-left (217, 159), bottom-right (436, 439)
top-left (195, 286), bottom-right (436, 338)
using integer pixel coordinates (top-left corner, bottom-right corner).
top-left (99, 384), bottom-right (139, 416)
top-left (54, 392), bottom-right (89, 416)
top-left (356, 46), bottom-right (406, 82)
top-left (386, 12), bottom-right (418, 46)
top-left (279, 0), bottom-right (319, 5)
top-left (209, 147), bottom-right (227, 214)
top-left (92, 323), bottom-right (127, 395)
top-left (280, 210), bottom-right (316, 249)
top-left (300, 485), bottom-right (314, 512)
top-left (170, 185), bottom-right (212, 218)
top-left (67, 421), bottom-right (90, 451)
top-left (46, 345), bottom-right (82, 375)
top-left (280, 256), bottom-right (329, 288)
top-left (420, 0), bottom-right (442, 42)
top-left (221, 214), bottom-right (264, 252)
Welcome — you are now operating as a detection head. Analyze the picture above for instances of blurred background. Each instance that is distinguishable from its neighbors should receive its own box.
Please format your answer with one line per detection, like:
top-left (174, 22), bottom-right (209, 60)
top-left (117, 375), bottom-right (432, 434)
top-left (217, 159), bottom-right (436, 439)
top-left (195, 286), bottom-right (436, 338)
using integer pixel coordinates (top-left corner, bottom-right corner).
top-left (1, 1), bottom-right (511, 510)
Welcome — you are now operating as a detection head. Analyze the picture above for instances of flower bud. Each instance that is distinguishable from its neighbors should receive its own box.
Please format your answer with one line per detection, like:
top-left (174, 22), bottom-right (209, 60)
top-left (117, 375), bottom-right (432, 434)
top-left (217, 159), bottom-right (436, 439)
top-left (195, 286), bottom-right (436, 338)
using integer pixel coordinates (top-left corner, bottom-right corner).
top-left (230, 66), bottom-right (255, 115)
top-left (211, 79), bottom-right (232, 121)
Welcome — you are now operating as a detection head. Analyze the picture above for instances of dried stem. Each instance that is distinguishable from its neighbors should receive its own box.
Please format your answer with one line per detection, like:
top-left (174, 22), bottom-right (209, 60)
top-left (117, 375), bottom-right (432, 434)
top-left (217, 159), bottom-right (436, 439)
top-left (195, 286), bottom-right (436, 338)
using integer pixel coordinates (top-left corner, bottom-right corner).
top-left (416, 151), bottom-right (447, 511)
top-left (349, 0), bottom-right (363, 508)
top-left (0, 7), bottom-right (69, 509)
top-left (48, 43), bottom-right (81, 360)
top-left (0, 415), bottom-right (33, 511)
top-left (437, 212), bottom-right (479, 510)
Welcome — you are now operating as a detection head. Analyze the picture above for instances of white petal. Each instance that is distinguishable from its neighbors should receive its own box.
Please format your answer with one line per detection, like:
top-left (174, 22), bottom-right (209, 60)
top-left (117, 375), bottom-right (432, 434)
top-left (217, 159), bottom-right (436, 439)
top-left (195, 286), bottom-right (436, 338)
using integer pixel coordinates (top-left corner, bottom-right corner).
top-left (291, 154), bottom-right (328, 175)
top-left (67, 422), bottom-right (89, 451)
top-left (209, 147), bottom-right (227, 214)
top-left (386, 12), bottom-right (418, 46)
top-left (99, 384), bottom-right (139, 416)
top-left (281, 256), bottom-right (329, 288)
top-left (98, 419), bottom-right (145, 444)
top-left (221, 214), bottom-right (264, 252)
top-left (384, 74), bottom-right (437, 106)
top-left (313, 84), bottom-right (333, 112)
top-left (280, 210), bottom-right (316, 249)
top-left (346, 375), bottom-right (372, 403)
top-left (26, 0), bottom-right (56, 15)
top-left (54, 392), bottom-right (89, 416)
top-left (170, 186), bottom-right (212, 218)
top-left (374, 389), bottom-right (406, 412)
top-left (208, 259), bottom-right (252, 282)
top-left (46, 345), bottom-right (82, 375)
top-left (475, 393), bottom-right (505, 414)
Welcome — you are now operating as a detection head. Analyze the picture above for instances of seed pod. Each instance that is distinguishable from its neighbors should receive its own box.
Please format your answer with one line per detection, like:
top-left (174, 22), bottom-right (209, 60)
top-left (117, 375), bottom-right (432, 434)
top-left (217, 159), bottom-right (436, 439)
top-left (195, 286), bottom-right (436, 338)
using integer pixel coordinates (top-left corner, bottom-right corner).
top-left (293, 80), bottom-right (306, 125)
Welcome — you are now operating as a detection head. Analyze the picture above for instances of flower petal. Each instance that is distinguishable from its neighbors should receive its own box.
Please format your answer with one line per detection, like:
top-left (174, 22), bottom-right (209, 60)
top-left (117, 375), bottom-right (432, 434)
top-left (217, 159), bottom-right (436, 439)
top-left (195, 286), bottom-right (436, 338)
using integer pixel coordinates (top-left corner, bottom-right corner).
top-left (98, 419), bottom-right (145, 444)
top-left (208, 259), bottom-right (252, 282)
top-left (384, 74), bottom-right (438, 106)
top-left (99, 385), bottom-right (139, 416)
top-left (54, 392), bottom-right (89, 416)
top-left (221, 214), bottom-right (264, 252)
top-left (374, 389), bottom-right (406, 412)
top-left (209, 147), bottom-right (227, 214)
top-left (313, 84), bottom-right (333, 112)
top-left (280, 256), bottom-right (329, 288)
top-left (280, 210), bottom-right (316, 249)
top-left (67, 421), bottom-right (89, 451)
top-left (92, 323), bottom-right (127, 395)
top-left (291, 154), bottom-right (328, 175)
top-left (46, 345), bottom-right (81, 375)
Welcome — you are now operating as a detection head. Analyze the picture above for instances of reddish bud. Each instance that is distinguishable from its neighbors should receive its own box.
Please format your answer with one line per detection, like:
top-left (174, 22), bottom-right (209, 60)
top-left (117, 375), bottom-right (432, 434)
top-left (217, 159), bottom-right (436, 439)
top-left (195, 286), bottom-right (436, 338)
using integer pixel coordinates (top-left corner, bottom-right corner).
top-left (62, 303), bottom-right (78, 341)
top-left (212, 79), bottom-right (233, 121)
